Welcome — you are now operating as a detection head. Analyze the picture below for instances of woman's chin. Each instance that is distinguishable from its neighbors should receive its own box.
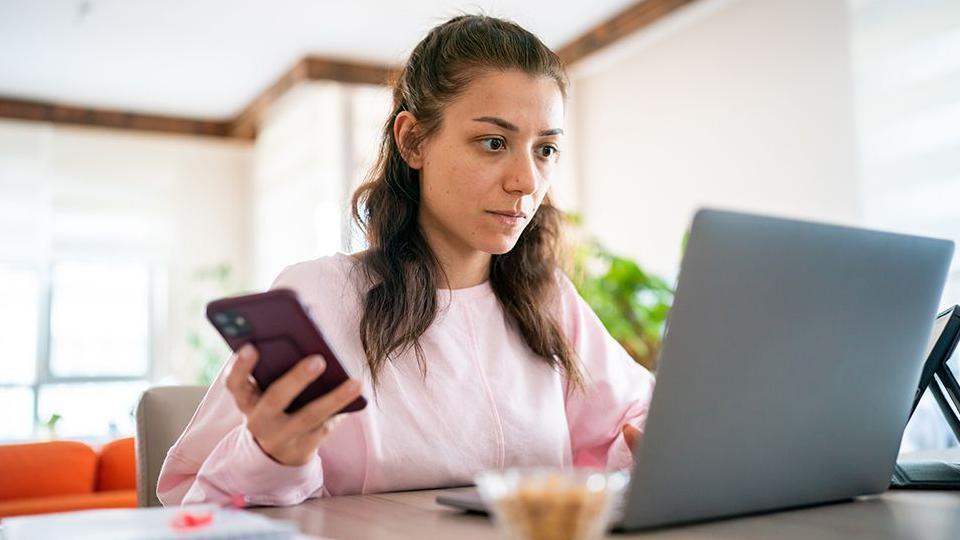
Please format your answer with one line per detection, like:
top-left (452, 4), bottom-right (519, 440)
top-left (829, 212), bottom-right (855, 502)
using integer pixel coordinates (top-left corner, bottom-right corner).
top-left (477, 235), bottom-right (522, 256)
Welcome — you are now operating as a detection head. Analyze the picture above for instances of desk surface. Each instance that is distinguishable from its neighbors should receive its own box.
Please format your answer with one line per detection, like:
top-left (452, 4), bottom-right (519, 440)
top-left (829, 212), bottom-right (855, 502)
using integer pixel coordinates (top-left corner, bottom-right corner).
top-left (251, 486), bottom-right (960, 540)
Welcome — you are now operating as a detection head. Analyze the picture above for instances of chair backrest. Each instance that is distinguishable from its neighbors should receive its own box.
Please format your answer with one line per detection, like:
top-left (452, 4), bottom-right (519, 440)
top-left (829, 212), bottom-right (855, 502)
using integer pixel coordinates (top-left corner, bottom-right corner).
top-left (135, 385), bottom-right (207, 507)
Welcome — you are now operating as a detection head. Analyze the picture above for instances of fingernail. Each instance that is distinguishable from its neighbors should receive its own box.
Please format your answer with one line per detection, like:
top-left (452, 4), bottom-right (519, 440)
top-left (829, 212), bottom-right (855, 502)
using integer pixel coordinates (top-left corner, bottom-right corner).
top-left (238, 344), bottom-right (254, 360)
top-left (347, 379), bottom-right (362, 392)
top-left (306, 356), bottom-right (325, 373)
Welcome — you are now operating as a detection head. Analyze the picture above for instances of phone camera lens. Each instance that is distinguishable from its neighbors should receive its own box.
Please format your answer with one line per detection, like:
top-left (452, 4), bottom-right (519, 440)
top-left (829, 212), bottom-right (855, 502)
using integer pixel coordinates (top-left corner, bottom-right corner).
top-left (214, 312), bottom-right (230, 325)
top-left (223, 326), bottom-right (238, 337)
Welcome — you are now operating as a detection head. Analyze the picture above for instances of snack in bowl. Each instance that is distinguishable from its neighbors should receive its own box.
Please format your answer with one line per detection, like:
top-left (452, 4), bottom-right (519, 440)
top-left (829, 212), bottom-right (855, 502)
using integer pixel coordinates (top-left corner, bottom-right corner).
top-left (474, 468), bottom-right (628, 540)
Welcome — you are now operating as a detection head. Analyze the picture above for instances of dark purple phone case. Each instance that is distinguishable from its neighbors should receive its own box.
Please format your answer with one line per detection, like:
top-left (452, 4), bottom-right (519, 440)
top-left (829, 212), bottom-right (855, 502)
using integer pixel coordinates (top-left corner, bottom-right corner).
top-left (206, 288), bottom-right (367, 414)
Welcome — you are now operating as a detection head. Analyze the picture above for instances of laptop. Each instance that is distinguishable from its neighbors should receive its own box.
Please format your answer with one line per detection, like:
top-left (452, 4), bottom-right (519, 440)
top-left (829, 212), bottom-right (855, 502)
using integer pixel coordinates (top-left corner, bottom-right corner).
top-left (436, 208), bottom-right (955, 530)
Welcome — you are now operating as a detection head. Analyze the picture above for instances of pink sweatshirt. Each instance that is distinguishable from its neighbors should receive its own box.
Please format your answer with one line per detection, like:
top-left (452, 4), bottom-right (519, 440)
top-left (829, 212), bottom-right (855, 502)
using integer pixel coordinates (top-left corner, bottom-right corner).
top-left (157, 253), bottom-right (655, 506)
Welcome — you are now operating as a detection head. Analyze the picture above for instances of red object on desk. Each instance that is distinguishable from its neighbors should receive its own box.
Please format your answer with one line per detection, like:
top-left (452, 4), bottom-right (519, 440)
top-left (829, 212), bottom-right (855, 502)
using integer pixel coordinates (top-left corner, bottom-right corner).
top-left (170, 509), bottom-right (214, 531)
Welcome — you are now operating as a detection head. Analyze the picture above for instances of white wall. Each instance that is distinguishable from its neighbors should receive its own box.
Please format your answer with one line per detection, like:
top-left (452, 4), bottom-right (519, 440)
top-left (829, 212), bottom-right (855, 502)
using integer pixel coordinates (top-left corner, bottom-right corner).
top-left (252, 82), bottom-right (346, 289)
top-left (0, 119), bottom-right (252, 384)
top-left (567, 0), bottom-right (861, 278)
top-left (252, 81), bottom-right (391, 288)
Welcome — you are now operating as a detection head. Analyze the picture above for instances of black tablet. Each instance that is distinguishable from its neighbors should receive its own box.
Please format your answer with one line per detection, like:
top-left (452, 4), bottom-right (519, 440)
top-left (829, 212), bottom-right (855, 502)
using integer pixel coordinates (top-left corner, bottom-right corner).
top-left (910, 305), bottom-right (960, 418)
top-left (892, 305), bottom-right (960, 490)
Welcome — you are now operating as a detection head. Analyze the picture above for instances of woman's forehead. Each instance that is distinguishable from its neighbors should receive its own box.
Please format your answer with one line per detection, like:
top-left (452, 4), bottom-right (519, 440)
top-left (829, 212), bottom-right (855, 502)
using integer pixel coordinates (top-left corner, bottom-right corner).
top-left (444, 70), bottom-right (565, 130)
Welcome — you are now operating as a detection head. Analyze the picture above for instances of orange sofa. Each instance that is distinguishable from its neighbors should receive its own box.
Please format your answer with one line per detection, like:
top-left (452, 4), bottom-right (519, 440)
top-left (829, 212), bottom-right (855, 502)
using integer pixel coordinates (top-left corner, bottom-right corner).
top-left (0, 437), bottom-right (137, 518)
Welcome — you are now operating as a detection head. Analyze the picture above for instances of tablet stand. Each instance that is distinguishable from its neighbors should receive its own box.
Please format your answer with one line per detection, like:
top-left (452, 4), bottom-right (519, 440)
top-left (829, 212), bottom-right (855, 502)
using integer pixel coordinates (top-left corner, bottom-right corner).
top-left (927, 363), bottom-right (960, 443)
top-left (892, 333), bottom-right (960, 489)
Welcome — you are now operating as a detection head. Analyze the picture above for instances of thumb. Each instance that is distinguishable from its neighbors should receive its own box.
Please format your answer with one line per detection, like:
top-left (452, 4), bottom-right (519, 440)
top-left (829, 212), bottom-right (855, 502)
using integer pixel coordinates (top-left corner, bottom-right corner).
top-left (622, 423), bottom-right (642, 451)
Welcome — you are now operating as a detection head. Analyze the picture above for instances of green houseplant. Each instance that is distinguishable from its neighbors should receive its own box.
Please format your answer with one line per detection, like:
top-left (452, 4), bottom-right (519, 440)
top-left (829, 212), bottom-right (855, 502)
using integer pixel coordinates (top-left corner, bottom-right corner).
top-left (565, 214), bottom-right (675, 371)
top-left (187, 263), bottom-right (245, 385)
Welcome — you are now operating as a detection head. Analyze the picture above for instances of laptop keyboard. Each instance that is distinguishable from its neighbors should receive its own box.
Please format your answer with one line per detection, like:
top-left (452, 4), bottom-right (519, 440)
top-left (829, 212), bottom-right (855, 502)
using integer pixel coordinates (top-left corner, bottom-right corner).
top-left (891, 461), bottom-right (960, 487)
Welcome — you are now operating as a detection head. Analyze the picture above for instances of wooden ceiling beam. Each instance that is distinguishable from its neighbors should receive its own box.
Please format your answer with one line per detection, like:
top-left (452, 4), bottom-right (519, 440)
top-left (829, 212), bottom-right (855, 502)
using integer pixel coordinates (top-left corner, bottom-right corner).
top-left (229, 57), bottom-right (396, 140)
top-left (228, 58), bottom-right (310, 140)
top-left (304, 56), bottom-right (396, 86)
top-left (557, 0), bottom-right (700, 65)
top-left (0, 1), bottom-right (697, 139)
top-left (0, 96), bottom-right (232, 137)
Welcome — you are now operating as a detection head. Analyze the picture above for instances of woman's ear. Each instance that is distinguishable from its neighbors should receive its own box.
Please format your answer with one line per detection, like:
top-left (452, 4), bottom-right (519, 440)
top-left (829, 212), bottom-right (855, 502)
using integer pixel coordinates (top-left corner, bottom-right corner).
top-left (393, 111), bottom-right (424, 169)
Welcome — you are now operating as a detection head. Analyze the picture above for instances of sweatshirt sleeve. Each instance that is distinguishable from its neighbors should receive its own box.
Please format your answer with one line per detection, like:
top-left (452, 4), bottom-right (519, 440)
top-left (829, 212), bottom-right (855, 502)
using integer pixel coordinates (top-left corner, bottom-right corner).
top-left (558, 273), bottom-right (656, 471)
top-left (156, 265), bottom-right (328, 507)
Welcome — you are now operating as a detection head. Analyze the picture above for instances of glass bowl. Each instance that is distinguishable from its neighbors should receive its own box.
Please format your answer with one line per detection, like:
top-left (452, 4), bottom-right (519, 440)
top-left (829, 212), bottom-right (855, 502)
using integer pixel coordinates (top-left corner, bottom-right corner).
top-left (474, 467), bottom-right (629, 540)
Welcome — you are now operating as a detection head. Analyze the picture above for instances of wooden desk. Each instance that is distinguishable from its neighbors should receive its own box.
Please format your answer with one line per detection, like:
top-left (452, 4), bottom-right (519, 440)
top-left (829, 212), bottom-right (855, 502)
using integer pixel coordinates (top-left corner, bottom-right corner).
top-left (251, 486), bottom-right (960, 539)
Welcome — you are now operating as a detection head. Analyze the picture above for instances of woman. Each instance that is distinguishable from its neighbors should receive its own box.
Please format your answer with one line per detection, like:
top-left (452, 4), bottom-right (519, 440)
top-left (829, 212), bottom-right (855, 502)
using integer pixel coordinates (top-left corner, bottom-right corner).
top-left (157, 14), bottom-right (654, 507)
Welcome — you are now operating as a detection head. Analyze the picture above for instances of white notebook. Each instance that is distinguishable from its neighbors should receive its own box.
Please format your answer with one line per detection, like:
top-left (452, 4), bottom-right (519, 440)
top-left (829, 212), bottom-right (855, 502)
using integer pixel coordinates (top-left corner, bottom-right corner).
top-left (0, 505), bottom-right (297, 540)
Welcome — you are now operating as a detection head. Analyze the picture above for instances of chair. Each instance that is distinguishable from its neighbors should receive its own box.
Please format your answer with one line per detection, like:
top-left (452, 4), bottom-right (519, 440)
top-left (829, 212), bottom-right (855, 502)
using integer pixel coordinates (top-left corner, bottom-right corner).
top-left (135, 385), bottom-right (207, 507)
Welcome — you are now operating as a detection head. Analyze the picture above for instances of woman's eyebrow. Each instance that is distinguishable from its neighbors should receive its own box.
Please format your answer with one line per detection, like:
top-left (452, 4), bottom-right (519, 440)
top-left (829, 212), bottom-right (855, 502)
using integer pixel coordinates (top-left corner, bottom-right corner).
top-left (472, 116), bottom-right (563, 137)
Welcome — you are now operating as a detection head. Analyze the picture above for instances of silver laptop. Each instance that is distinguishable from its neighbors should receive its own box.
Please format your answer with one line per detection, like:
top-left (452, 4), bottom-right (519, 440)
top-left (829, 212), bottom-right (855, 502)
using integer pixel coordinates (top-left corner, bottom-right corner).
top-left (437, 208), bottom-right (954, 530)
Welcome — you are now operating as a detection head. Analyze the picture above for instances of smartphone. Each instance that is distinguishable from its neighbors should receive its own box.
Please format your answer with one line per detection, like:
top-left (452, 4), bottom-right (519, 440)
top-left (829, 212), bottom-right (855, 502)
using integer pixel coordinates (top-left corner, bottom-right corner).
top-left (206, 288), bottom-right (367, 414)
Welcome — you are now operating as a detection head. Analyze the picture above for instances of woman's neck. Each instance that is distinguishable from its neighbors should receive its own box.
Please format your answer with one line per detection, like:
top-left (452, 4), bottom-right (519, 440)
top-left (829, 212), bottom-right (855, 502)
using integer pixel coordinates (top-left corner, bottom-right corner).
top-left (437, 249), bottom-right (491, 290)
top-left (419, 220), bottom-right (491, 290)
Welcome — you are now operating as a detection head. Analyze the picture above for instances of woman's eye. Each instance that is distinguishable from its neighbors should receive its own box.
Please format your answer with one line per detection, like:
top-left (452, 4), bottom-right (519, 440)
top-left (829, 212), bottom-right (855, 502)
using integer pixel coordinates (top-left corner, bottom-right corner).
top-left (480, 138), bottom-right (505, 152)
top-left (539, 145), bottom-right (559, 159)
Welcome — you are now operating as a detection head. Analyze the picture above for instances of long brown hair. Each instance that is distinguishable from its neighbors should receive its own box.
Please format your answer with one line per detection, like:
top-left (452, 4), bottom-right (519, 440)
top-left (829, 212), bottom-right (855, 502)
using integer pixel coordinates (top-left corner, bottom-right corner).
top-left (350, 14), bottom-right (582, 390)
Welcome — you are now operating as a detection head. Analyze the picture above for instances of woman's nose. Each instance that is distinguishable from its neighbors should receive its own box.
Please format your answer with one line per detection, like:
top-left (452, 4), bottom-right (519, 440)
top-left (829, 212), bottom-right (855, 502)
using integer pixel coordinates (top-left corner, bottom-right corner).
top-left (505, 152), bottom-right (539, 195)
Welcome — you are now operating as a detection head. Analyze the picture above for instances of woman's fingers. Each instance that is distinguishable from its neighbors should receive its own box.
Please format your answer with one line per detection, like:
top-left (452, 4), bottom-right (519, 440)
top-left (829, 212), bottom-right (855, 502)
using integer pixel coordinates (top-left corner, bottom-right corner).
top-left (224, 344), bottom-right (260, 414)
top-left (300, 413), bottom-right (347, 447)
top-left (228, 348), bottom-right (360, 461)
top-left (288, 379), bottom-right (363, 433)
top-left (254, 355), bottom-right (327, 416)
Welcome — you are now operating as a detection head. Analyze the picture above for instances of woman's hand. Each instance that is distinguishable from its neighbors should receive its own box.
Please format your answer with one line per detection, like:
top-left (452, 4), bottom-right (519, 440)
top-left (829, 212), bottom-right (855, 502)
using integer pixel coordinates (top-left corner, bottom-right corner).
top-left (224, 344), bottom-right (363, 466)
top-left (622, 423), bottom-right (642, 458)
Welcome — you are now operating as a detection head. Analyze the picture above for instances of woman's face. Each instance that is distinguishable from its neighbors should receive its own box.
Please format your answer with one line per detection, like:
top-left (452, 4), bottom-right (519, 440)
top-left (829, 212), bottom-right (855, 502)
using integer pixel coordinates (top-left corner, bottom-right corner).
top-left (403, 69), bottom-right (565, 258)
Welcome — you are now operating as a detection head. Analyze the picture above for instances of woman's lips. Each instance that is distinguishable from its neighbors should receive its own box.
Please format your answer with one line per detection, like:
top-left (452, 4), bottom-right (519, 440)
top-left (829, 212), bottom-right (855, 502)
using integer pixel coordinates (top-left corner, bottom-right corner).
top-left (487, 210), bottom-right (526, 227)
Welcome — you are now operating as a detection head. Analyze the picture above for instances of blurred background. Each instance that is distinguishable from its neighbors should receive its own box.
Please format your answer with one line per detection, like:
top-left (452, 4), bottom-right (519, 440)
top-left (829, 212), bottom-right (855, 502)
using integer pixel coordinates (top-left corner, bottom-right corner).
top-left (0, 0), bottom-right (958, 453)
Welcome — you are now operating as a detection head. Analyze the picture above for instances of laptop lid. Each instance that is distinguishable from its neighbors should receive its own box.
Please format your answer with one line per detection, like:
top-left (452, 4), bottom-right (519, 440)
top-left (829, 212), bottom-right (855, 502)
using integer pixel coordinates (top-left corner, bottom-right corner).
top-left (619, 208), bottom-right (954, 530)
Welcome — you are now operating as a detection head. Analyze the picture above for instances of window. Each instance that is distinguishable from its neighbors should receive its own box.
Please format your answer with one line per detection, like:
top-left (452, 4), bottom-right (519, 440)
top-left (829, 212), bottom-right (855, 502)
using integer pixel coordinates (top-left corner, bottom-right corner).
top-left (49, 261), bottom-right (151, 378)
top-left (38, 382), bottom-right (146, 439)
top-left (0, 266), bottom-right (39, 385)
top-left (0, 265), bottom-right (40, 440)
top-left (0, 260), bottom-right (152, 441)
top-left (849, 0), bottom-right (960, 452)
